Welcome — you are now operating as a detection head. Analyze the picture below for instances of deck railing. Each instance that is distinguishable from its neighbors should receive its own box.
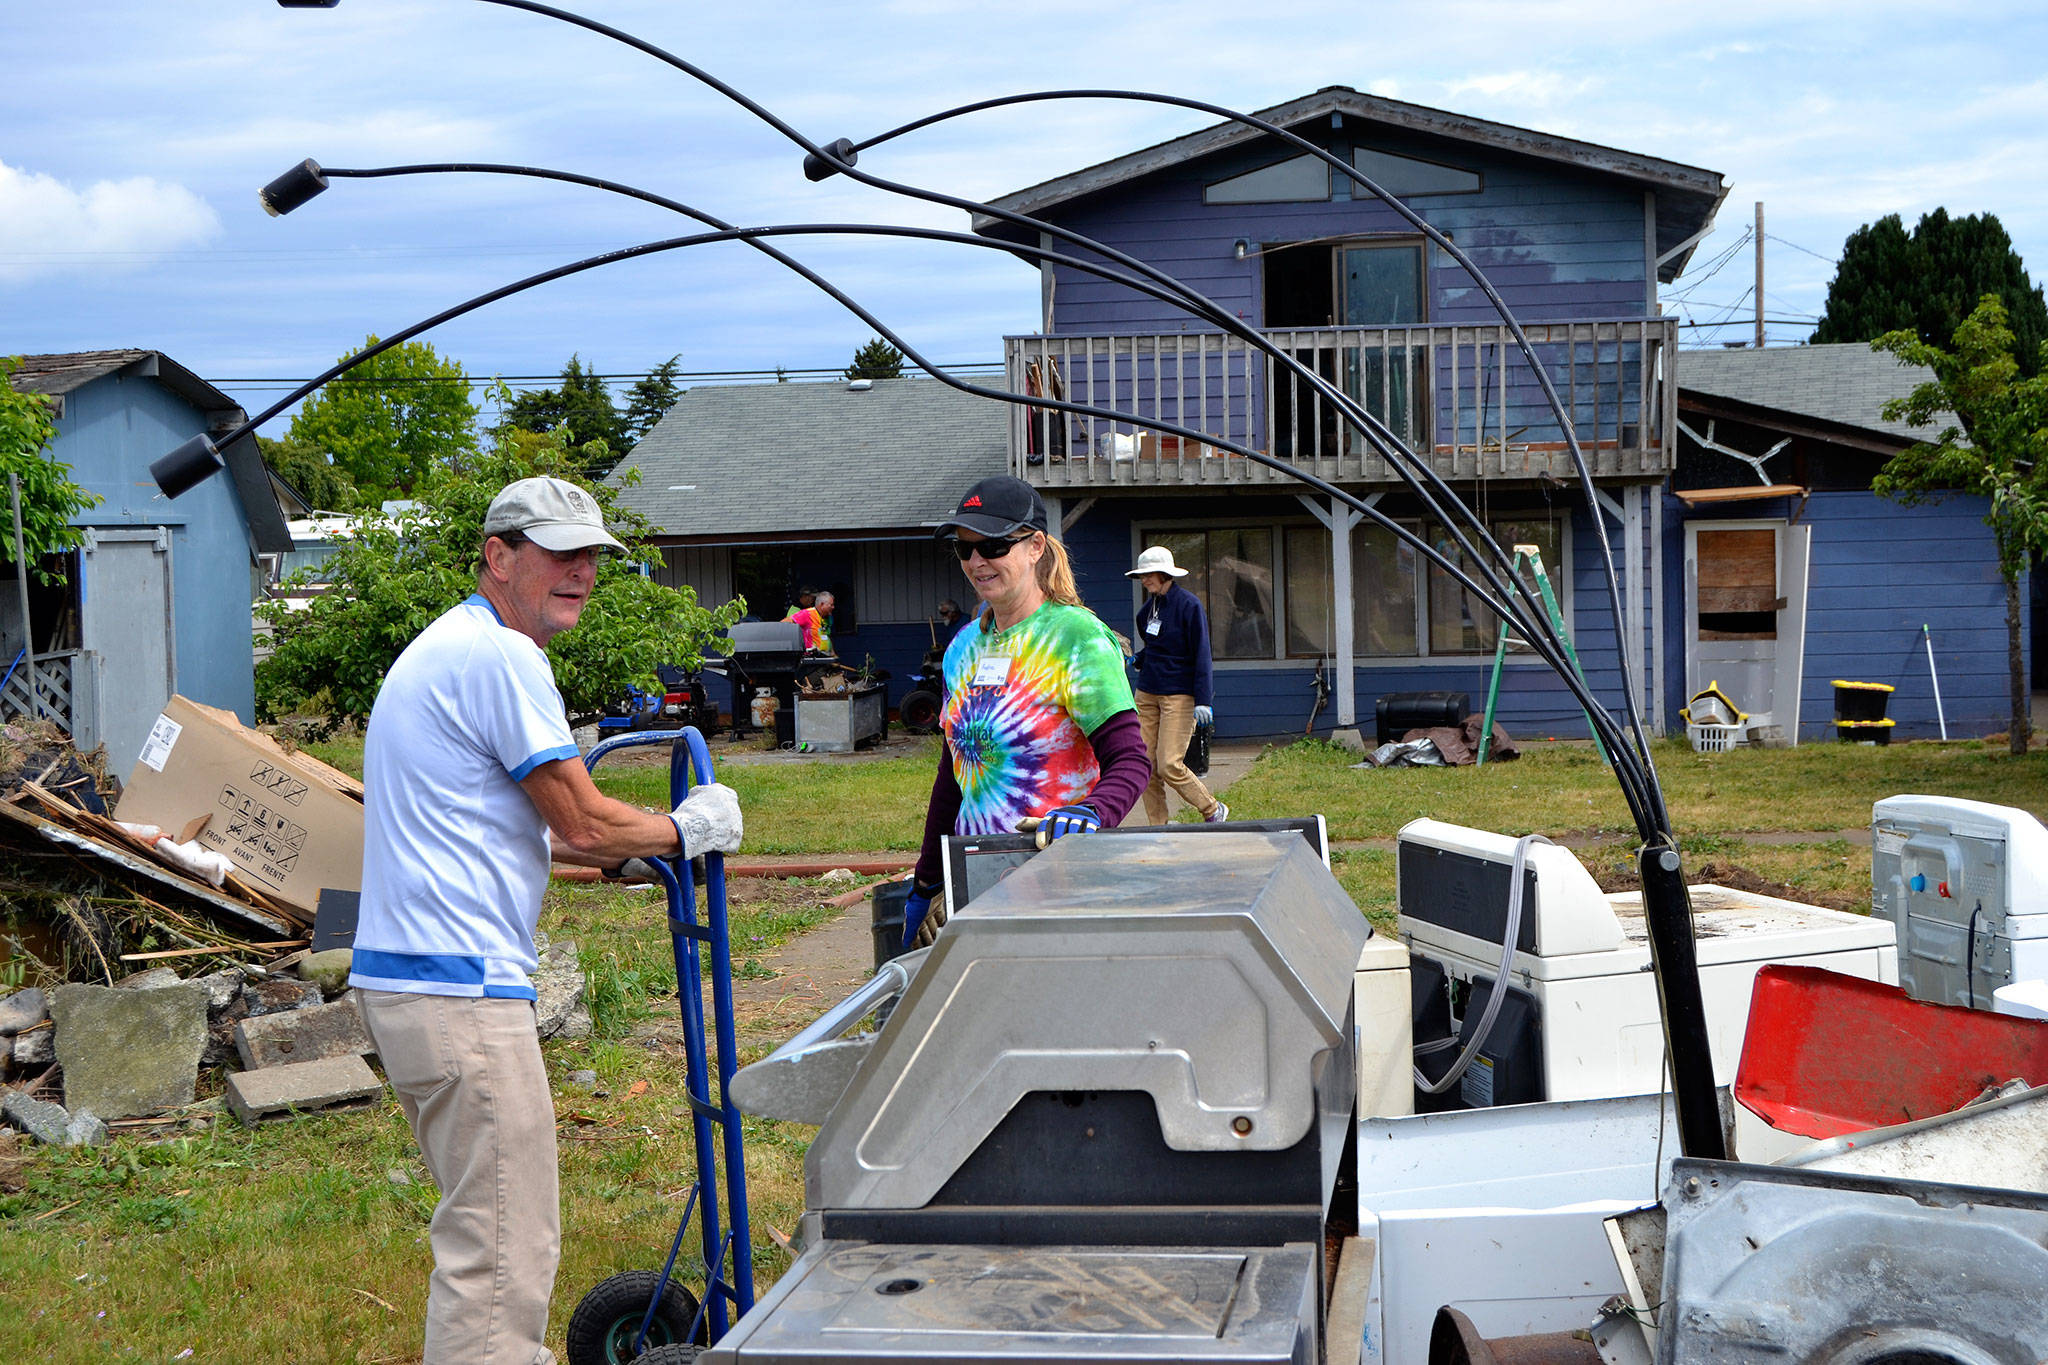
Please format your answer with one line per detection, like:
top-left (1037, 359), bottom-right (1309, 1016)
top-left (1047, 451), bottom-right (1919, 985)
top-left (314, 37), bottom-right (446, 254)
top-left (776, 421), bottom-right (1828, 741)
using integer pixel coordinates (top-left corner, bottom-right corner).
top-left (1006, 317), bottom-right (1678, 488)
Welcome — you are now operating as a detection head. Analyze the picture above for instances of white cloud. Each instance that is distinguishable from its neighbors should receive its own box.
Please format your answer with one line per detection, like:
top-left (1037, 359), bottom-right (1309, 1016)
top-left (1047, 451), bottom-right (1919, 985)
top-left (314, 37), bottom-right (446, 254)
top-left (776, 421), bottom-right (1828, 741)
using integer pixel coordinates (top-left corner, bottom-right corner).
top-left (0, 161), bottom-right (219, 283)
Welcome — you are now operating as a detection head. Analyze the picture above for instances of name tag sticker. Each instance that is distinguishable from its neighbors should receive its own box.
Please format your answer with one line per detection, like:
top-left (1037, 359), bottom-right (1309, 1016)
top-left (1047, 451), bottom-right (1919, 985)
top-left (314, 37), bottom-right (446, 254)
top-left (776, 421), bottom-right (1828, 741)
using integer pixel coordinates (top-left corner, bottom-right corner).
top-left (972, 655), bottom-right (1013, 688)
top-left (1145, 616), bottom-right (1163, 636)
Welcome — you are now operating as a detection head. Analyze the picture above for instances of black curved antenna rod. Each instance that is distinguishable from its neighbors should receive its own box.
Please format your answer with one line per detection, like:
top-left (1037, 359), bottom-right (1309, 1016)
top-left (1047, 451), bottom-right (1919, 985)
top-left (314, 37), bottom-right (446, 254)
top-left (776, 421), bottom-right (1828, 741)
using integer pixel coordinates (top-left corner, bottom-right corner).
top-left (466, 0), bottom-right (1665, 823)
top-left (459, 0), bottom-right (1612, 794)
top-left (303, 161), bottom-right (1660, 825)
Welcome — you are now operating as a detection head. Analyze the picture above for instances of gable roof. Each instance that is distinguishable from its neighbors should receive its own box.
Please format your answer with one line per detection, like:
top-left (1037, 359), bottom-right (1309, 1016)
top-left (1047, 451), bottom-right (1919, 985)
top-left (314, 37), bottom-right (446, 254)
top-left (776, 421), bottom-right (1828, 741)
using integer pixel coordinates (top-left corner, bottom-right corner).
top-left (609, 376), bottom-right (1009, 541)
top-left (8, 350), bottom-right (293, 553)
top-left (977, 86), bottom-right (1728, 280)
top-left (1678, 344), bottom-right (1943, 447)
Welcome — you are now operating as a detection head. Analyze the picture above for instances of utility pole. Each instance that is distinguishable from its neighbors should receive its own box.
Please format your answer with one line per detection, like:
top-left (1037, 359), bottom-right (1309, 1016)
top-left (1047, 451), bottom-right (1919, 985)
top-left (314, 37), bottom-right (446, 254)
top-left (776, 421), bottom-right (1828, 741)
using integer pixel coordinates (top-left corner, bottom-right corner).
top-left (1754, 202), bottom-right (1766, 349)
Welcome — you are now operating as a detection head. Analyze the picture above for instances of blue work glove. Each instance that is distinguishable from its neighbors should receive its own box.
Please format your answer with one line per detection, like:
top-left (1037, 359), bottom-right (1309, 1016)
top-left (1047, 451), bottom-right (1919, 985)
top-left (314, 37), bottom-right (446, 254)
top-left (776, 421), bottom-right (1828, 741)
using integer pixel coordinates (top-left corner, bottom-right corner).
top-left (902, 879), bottom-right (945, 951)
top-left (1034, 804), bottom-right (1101, 845)
top-left (1193, 705), bottom-right (1213, 727)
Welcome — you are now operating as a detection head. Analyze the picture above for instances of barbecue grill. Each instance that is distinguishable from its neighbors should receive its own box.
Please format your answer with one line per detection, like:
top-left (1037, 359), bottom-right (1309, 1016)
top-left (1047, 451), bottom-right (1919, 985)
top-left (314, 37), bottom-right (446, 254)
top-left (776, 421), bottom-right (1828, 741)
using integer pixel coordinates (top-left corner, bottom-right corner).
top-left (715, 620), bottom-right (819, 741)
top-left (715, 829), bottom-right (1371, 1365)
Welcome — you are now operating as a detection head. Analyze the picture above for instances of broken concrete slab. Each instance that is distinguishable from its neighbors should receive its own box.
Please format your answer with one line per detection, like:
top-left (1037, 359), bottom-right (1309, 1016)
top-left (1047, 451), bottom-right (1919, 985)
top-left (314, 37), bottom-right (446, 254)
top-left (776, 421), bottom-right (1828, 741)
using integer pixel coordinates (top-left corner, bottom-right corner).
top-left (191, 971), bottom-right (244, 1012)
top-left (0, 986), bottom-right (48, 1035)
top-left (2, 1091), bottom-right (73, 1145)
top-left (64, 1110), bottom-right (106, 1147)
top-left (532, 938), bottom-right (590, 1041)
top-left (115, 967), bottom-right (182, 991)
top-left (51, 982), bottom-right (209, 1119)
top-left (234, 997), bottom-right (373, 1070)
top-left (225, 1054), bottom-right (383, 1125)
top-left (14, 1025), bottom-right (53, 1066)
top-left (243, 976), bottom-right (323, 1017)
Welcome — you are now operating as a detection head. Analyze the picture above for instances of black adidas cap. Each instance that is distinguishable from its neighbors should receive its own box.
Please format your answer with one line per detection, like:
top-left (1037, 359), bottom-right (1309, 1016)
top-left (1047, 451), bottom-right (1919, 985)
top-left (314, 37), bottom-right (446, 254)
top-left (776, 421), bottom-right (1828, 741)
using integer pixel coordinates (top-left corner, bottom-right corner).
top-left (935, 475), bottom-right (1048, 538)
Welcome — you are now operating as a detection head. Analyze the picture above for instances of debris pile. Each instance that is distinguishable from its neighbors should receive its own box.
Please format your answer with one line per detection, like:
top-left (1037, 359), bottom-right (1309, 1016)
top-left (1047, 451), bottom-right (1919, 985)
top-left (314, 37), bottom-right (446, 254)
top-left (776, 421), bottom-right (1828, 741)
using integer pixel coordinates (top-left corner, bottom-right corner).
top-left (0, 936), bottom-right (590, 1143)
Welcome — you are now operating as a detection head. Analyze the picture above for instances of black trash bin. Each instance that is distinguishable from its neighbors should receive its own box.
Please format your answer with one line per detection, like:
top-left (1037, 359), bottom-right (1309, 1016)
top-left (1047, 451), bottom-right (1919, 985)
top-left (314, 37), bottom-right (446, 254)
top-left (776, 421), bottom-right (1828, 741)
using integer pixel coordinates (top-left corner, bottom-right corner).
top-left (871, 878), bottom-right (914, 969)
top-left (1376, 691), bottom-right (1470, 746)
top-left (1832, 680), bottom-right (1894, 723)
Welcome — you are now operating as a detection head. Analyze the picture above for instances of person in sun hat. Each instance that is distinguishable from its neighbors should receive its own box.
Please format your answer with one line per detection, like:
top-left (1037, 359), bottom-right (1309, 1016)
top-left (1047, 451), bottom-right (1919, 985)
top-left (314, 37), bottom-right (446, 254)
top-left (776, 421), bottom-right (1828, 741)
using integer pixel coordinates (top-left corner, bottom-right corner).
top-left (349, 475), bottom-right (746, 1365)
top-left (897, 475), bottom-right (1151, 949)
top-left (1127, 544), bottom-right (1226, 825)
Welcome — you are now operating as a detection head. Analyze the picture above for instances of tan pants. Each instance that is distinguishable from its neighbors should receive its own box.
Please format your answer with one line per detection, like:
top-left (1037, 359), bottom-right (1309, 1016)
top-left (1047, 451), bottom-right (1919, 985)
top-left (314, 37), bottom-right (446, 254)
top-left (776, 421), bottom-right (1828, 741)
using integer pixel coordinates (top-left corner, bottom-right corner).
top-left (357, 989), bottom-right (561, 1365)
top-left (1136, 690), bottom-right (1218, 824)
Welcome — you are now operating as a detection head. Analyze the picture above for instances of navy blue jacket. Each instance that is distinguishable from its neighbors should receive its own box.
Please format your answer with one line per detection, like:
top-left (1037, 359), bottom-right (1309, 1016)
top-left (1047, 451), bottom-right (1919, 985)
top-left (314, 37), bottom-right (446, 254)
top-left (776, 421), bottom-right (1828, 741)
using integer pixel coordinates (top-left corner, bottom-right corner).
top-left (1133, 584), bottom-right (1214, 707)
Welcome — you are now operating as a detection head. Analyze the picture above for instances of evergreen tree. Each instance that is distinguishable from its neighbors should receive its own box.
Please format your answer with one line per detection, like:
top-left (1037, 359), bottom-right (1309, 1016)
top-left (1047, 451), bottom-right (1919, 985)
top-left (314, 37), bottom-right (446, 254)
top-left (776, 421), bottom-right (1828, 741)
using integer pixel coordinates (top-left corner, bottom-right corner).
top-left (844, 338), bottom-right (905, 381)
top-left (622, 355), bottom-right (683, 444)
top-left (499, 355), bottom-right (633, 476)
top-left (1814, 210), bottom-right (2048, 375)
top-left (284, 336), bottom-right (479, 503)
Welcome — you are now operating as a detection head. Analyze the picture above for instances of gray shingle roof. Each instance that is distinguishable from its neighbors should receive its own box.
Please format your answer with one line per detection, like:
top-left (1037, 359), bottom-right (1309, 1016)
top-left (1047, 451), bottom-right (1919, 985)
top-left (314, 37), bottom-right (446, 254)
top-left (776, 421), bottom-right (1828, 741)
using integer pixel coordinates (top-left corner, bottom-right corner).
top-left (609, 377), bottom-right (1010, 539)
top-left (1677, 343), bottom-right (1941, 445)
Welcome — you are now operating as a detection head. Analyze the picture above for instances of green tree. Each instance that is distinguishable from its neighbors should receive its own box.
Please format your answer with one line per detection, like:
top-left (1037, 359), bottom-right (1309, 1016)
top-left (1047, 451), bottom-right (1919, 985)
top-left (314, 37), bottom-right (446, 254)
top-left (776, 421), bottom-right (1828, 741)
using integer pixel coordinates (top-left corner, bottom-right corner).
top-left (622, 355), bottom-right (683, 445)
top-left (843, 338), bottom-right (905, 381)
top-left (257, 435), bottom-right (359, 512)
top-left (285, 336), bottom-right (480, 504)
top-left (1815, 210), bottom-right (2048, 375)
top-left (255, 402), bottom-right (744, 736)
top-left (0, 357), bottom-right (102, 584)
top-left (499, 356), bottom-right (632, 477)
top-left (1871, 297), bottom-right (2048, 753)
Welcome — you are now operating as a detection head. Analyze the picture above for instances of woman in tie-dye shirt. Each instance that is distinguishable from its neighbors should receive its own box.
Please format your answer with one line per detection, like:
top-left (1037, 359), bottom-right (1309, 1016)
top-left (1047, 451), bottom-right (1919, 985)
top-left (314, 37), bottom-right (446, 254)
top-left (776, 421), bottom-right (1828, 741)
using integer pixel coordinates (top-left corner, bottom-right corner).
top-left (901, 476), bottom-right (1150, 948)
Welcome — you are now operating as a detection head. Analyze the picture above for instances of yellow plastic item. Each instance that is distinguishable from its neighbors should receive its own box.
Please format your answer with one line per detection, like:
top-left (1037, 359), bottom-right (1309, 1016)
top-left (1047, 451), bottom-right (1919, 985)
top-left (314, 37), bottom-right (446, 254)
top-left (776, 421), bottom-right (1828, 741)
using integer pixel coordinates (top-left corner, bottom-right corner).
top-left (1680, 679), bottom-right (1749, 727)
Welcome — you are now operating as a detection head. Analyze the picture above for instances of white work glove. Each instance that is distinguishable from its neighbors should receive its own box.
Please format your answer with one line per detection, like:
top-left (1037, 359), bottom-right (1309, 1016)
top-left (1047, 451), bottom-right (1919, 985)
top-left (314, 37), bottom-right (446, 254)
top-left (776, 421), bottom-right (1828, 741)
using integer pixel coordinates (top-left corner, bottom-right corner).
top-left (607, 857), bottom-right (666, 883)
top-left (671, 781), bottom-right (743, 857)
top-left (1193, 705), bottom-right (1214, 727)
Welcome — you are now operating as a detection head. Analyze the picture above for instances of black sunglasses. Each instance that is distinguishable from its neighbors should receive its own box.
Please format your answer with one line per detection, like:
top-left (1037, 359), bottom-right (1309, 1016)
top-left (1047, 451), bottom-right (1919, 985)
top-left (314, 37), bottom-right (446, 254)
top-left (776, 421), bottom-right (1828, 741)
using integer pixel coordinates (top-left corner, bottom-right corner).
top-left (947, 533), bottom-right (1034, 562)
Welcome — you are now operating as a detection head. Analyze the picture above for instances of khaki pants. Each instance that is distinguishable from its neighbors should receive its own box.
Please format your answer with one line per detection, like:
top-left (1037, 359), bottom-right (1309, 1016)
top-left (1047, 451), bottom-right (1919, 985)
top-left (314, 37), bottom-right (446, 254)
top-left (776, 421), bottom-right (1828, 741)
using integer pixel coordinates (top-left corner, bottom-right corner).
top-left (357, 989), bottom-right (561, 1365)
top-left (1135, 690), bottom-right (1218, 824)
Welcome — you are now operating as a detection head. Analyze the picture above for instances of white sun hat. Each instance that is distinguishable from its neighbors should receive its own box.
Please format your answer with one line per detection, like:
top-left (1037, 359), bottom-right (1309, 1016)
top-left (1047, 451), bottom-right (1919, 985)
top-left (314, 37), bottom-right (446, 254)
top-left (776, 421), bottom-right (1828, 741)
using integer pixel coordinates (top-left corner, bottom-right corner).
top-left (1126, 545), bottom-right (1189, 578)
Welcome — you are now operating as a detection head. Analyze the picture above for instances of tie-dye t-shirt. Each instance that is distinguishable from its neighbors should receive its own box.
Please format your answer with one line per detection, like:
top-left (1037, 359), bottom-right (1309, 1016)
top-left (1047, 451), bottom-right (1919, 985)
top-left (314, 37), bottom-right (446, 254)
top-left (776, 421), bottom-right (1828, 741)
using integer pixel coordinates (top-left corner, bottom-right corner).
top-left (940, 602), bottom-right (1135, 837)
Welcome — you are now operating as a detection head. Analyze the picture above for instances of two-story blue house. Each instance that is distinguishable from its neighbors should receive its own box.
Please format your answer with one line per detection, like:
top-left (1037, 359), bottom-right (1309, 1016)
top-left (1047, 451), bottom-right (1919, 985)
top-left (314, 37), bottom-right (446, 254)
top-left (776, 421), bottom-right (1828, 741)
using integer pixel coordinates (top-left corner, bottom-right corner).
top-left (6, 351), bottom-right (293, 769)
top-left (969, 86), bottom-right (1727, 740)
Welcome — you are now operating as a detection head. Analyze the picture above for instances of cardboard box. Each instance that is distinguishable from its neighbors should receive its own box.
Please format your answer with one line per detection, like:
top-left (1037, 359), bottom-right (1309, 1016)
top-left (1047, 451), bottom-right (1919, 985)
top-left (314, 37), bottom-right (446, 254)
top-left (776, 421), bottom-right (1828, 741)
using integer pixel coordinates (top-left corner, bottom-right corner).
top-left (1136, 432), bottom-right (1231, 461)
top-left (115, 696), bottom-right (363, 917)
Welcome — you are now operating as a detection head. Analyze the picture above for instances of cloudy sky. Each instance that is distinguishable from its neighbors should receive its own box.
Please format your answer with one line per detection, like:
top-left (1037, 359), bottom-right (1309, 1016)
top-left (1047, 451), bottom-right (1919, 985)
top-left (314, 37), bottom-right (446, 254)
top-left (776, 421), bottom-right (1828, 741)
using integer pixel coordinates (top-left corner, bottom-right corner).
top-left (5, 1), bottom-right (2044, 423)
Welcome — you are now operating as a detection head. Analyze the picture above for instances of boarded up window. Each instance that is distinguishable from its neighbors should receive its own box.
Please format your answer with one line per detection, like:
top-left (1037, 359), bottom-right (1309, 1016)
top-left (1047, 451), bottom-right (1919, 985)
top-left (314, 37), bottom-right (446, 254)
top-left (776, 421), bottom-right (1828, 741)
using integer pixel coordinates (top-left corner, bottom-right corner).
top-left (1696, 528), bottom-right (1778, 640)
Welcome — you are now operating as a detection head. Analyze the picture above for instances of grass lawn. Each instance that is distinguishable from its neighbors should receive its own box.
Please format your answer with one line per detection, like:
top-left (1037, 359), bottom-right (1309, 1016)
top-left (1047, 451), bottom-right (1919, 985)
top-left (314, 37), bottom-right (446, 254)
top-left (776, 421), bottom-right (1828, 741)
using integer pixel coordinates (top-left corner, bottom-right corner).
top-left (8, 728), bottom-right (2041, 1358)
top-left (1226, 735), bottom-right (2048, 842)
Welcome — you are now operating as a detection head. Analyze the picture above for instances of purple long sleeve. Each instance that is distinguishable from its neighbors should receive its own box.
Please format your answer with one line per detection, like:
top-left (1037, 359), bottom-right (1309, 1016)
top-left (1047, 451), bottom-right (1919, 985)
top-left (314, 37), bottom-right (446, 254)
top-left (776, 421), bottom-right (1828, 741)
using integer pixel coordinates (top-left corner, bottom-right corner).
top-left (1079, 708), bottom-right (1148, 828)
top-left (911, 741), bottom-right (964, 888)
top-left (910, 708), bottom-right (1149, 885)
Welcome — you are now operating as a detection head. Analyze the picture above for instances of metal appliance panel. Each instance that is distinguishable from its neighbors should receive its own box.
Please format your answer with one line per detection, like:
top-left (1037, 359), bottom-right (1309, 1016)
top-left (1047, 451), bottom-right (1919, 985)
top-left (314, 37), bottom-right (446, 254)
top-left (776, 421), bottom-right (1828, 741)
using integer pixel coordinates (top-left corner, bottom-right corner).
top-left (701, 1240), bottom-right (1318, 1365)
top-left (807, 832), bottom-right (1367, 1213)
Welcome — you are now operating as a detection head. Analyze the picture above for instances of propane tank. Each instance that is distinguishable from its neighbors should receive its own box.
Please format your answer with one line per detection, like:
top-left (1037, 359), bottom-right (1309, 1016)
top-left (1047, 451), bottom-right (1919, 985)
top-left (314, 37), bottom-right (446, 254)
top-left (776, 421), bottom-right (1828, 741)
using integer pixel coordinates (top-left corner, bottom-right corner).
top-left (750, 687), bottom-right (777, 748)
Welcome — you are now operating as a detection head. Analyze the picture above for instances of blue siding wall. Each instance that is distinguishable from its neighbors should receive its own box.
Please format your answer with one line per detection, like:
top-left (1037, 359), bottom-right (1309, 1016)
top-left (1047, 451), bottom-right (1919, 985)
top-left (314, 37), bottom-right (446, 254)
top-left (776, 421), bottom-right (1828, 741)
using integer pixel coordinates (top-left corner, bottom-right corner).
top-left (57, 373), bottom-right (260, 727)
top-left (1660, 491), bottom-right (2023, 742)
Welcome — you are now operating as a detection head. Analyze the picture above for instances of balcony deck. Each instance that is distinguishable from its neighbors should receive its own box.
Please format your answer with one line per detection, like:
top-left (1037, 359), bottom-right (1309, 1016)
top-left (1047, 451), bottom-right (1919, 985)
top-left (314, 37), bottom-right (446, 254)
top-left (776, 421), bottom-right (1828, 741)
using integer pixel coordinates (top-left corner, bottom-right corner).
top-left (1007, 318), bottom-right (1677, 490)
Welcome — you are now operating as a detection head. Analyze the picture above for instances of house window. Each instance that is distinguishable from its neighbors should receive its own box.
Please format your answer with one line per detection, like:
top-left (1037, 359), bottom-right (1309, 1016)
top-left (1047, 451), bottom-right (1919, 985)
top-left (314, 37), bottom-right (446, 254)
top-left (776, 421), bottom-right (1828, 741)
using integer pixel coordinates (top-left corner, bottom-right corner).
top-left (1203, 153), bottom-right (1330, 205)
top-left (1144, 513), bottom-right (1563, 663)
top-left (1152, 528), bottom-right (1277, 661)
top-left (1351, 147), bottom-right (1481, 197)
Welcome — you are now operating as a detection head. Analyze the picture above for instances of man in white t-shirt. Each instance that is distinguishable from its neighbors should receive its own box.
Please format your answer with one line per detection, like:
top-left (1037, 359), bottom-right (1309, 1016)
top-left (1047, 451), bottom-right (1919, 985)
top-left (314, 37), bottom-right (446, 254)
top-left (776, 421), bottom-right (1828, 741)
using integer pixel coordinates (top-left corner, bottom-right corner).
top-left (349, 476), bottom-right (743, 1365)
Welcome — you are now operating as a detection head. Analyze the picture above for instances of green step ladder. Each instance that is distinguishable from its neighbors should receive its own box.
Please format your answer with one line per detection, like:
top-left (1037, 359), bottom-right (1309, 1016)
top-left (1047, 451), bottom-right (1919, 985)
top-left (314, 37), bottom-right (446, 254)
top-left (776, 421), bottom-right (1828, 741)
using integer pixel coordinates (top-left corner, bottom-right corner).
top-left (1478, 544), bottom-right (1607, 766)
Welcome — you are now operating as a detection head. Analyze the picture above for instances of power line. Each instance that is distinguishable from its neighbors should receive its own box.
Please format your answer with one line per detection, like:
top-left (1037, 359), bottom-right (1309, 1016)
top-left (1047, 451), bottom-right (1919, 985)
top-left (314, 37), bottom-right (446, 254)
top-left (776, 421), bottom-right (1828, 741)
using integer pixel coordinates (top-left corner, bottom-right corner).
top-left (209, 361), bottom-right (1006, 392)
top-left (1764, 232), bottom-right (1838, 266)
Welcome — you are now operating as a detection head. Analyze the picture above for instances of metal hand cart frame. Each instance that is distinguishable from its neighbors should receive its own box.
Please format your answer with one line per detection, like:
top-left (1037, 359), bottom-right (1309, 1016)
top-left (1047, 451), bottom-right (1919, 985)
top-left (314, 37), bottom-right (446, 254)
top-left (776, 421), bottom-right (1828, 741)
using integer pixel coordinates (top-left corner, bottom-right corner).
top-left (570, 727), bottom-right (756, 1364)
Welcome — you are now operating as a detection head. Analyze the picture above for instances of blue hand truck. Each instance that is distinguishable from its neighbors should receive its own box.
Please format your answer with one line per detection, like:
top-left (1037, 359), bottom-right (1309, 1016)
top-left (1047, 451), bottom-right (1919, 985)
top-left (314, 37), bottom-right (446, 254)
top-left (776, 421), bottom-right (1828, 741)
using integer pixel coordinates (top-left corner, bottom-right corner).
top-left (565, 727), bottom-right (756, 1365)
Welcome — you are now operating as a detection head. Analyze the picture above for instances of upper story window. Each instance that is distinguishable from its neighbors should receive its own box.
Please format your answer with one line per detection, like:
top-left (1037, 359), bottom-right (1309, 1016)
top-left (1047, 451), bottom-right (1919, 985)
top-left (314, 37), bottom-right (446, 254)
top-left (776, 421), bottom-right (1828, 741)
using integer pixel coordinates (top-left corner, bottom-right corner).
top-left (1201, 145), bottom-right (1481, 205)
top-left (1351, 148), bottom-right (1481, 197)
top-left (1203, 154), bottom-right (1329, 205)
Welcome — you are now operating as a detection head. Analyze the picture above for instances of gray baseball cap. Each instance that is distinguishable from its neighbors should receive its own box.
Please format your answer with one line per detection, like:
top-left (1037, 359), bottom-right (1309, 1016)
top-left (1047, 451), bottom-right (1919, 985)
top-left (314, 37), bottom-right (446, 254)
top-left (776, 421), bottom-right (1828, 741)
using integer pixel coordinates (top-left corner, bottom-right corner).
top-left (483, 476), bottom-right (627, 553)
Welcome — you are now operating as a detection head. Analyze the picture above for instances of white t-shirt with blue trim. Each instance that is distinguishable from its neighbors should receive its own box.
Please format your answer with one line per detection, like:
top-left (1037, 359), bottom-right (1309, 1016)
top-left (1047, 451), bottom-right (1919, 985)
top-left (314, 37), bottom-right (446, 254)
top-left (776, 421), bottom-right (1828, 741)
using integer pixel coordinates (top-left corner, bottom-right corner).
top-left (348, 595), bottom-right (580, 1000)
